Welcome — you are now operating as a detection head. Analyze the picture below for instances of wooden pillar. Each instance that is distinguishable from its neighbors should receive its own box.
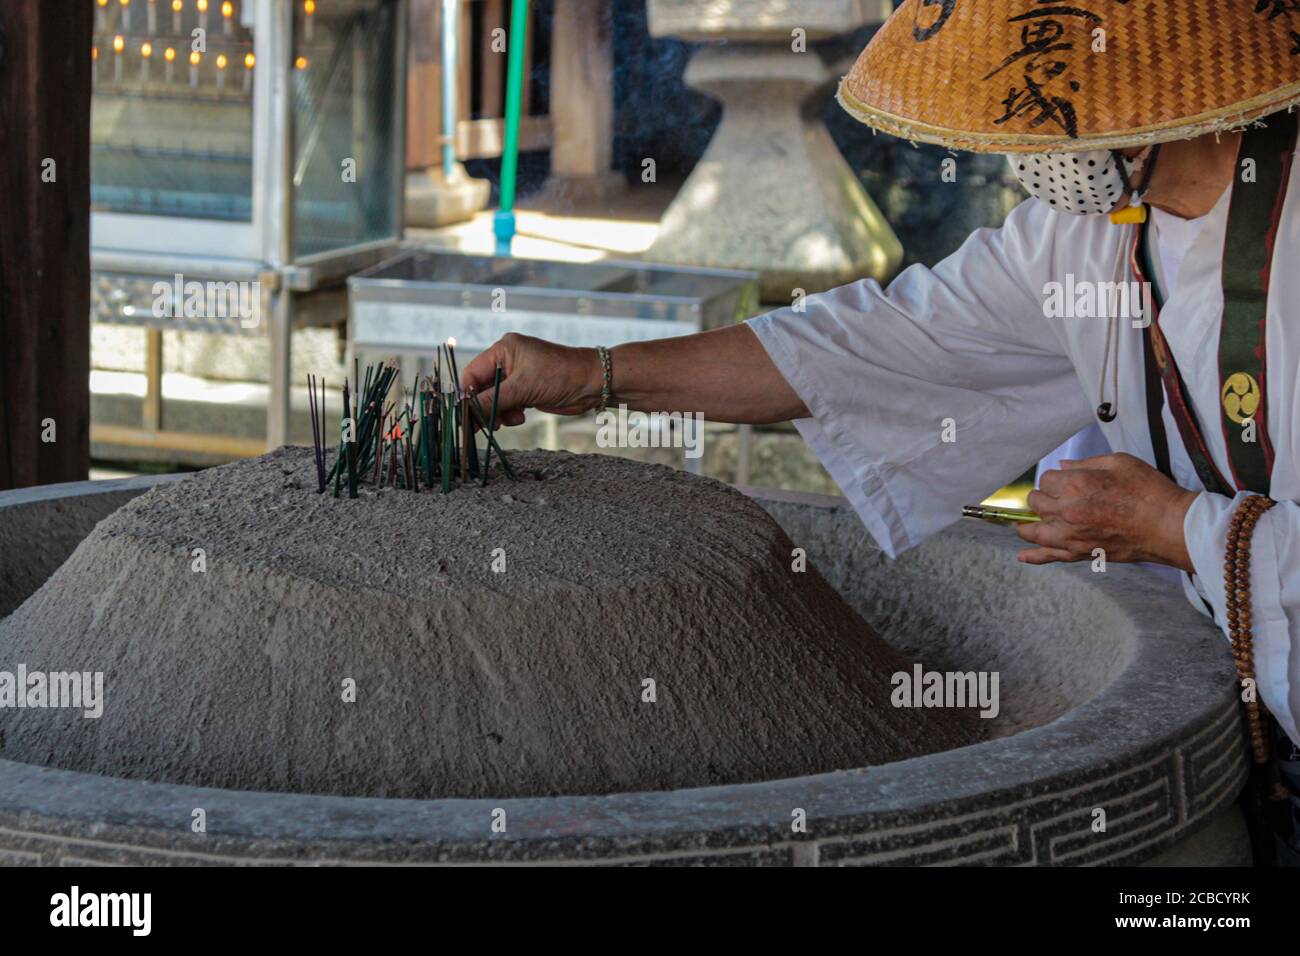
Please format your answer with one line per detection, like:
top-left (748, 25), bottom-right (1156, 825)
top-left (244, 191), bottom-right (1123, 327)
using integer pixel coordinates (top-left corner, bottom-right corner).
top-left (143, 330), bottom-right (164, 433)
top-left (405, 0), bottom-right (441, 169)
top-left (0, 2), bottom-right (92, 490)
top-left (480, 0), bottom-right (504, 119)
top-left (546, 0), bottom-right (621, 196)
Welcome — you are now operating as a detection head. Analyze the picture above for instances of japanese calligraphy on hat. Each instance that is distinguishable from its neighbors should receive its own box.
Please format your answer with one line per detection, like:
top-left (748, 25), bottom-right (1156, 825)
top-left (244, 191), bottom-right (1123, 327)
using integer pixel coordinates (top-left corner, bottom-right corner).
top-left (838, 0), bottom-right (1300, 152)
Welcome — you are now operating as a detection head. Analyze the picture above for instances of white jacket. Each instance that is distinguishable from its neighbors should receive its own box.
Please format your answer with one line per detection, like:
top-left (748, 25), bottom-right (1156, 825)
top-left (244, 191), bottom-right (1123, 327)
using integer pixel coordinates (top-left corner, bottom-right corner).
top-left (749, 173), bottom-right (1300, 746)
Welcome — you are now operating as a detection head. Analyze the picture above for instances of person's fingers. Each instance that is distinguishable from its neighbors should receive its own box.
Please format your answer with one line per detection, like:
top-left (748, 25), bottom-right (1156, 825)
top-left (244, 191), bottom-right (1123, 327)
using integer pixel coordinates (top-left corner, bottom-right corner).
top-left (1037, 469), bottom-right (1066, 497)
top-left (460, 338), bottom-right (512, 395)
top-left (1017, 547), bottom-right (1078, 565)
top-left (1025, 489), bottom-right (1061, 517)
top-left (459, 333), bottom-right (594, 428)
top-left (469, 374), bottom-right (531, 429)
top-left (1016, 519), bottom-right (1071, 550)
top-left (1058, 458), bottom-right (1084, 469)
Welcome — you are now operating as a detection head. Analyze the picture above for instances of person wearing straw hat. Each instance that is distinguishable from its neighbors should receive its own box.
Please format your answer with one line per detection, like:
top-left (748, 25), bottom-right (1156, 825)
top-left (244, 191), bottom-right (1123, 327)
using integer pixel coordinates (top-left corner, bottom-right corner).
top-left (462, 1), bottom-right (1300, 861)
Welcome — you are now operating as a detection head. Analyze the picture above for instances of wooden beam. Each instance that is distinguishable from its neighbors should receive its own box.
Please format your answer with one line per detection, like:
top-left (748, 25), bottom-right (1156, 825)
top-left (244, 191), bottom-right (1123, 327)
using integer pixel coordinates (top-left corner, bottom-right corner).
top-left (456, 115), bottom-right (552, 160)
top-left (91, 424), bottom-right (268, 460)
top-left (0, 1), bottom-right (93, 490)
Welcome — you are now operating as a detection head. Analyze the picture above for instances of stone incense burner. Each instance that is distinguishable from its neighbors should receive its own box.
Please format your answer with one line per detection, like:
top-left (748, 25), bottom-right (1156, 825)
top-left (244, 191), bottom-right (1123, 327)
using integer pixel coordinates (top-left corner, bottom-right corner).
top-left (0, 464), bottom-right (1250, 866)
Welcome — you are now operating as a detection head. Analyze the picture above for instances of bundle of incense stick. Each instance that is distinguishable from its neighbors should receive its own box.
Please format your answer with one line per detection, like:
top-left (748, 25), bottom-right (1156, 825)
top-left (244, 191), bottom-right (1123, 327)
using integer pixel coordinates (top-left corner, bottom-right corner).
top-left (326, 362), bottom-right (399, 488)
top-left (309, 358), bottom-right (515, 499)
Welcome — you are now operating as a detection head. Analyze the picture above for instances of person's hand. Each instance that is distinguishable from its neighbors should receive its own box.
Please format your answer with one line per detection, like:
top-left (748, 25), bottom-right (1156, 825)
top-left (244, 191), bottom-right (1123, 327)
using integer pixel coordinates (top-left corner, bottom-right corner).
top-left (1017, 453), bottom-right (1199, 571)
top-left (460, 333), bottom-right (602, 428)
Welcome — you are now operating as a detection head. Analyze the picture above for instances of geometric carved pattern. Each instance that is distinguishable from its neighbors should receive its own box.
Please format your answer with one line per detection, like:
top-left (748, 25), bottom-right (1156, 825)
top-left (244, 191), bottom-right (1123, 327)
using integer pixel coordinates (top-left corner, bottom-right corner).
top-left (815, 702), bottom-right (1248, 867)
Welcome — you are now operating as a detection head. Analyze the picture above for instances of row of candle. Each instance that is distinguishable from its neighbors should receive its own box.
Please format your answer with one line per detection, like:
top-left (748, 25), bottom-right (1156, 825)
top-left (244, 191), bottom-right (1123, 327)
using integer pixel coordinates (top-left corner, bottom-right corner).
top-left (95, 0), bottom-right (318, 39)
top-left (93, 40), bottom-right (265, 90)
top-left (93, 40), bottom-right (316, 89)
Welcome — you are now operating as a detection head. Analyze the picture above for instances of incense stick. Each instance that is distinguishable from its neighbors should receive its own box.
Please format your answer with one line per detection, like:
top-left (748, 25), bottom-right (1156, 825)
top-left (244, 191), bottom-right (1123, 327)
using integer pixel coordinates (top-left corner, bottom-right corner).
top-left (422, 381), bottom-right (437, 489)
top-left (457, 390), bottom-right (474, 482)
top-left (308, 374), bottom-right (327, 493)
top-left (343, 381), bottom-right (358, 499)
top-left (481, 365), bottom-right (502, 486)
top-left (441, 388), bottom-right (454, 493)
top-left (465, 395), bottom-right (515, 480)
top-left (446, 340), bottom-right (462, 399)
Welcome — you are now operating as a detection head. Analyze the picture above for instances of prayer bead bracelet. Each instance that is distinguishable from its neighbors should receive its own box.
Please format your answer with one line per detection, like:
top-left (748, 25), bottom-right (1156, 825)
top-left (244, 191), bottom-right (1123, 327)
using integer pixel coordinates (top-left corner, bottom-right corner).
top-left (1223, 493), bottom-right (1290, 800)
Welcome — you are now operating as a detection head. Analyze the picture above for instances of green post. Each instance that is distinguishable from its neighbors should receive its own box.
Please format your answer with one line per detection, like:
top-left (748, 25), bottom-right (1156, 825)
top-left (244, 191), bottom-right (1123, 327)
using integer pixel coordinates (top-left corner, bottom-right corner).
top-left (493, 0), bottom-right (530, 257)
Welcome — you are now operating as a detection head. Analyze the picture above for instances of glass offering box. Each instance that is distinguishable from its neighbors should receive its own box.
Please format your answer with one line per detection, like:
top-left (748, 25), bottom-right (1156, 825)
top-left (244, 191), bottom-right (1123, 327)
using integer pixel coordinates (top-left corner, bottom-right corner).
top-left (90, 0), bottom-right (408, 453)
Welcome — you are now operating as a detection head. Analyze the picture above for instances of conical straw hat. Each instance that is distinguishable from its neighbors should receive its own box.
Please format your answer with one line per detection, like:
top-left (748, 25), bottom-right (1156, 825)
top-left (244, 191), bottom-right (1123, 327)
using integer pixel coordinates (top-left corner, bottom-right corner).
top-left (838, 0), bottom-right (1300, 153)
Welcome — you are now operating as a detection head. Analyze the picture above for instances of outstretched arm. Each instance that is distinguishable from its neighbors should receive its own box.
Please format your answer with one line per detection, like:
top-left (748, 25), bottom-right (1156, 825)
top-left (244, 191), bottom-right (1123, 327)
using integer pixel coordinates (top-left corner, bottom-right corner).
top-left (459, 323), bottom-right (809, 427)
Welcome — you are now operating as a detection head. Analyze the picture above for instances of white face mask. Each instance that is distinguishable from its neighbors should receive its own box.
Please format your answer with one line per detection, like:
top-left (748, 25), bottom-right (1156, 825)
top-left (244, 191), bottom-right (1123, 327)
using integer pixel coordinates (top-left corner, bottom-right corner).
top-left (1007, 148), bottom-right (1152, 216)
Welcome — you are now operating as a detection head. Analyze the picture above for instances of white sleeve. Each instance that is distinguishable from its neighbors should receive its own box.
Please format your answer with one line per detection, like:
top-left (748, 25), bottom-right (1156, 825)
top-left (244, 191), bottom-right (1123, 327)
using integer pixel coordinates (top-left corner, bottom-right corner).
top-left (747, 199), bottom-right (1093, 557)
top-left (1184, 491), bottom-right (1300, 746)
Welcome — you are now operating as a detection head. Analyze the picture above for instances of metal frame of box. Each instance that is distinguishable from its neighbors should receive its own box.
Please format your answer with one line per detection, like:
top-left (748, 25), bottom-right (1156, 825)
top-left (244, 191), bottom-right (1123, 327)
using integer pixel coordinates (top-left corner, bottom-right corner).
top-left (348, 249), bottom-right (760, 371)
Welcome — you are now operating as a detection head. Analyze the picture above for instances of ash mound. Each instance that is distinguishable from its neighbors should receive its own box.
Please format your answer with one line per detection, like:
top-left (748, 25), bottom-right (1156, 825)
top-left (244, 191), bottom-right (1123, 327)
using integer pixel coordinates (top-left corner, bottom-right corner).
top-left (0, 448), bottom-right (977, 798)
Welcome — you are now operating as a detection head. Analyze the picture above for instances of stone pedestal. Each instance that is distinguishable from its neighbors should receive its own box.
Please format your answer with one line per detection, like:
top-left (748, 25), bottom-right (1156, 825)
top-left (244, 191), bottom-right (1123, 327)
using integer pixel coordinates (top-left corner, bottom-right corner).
top-left (405, 162), bottom-right (491, 228)
top-left (646, 0), bottom-right (901, 301)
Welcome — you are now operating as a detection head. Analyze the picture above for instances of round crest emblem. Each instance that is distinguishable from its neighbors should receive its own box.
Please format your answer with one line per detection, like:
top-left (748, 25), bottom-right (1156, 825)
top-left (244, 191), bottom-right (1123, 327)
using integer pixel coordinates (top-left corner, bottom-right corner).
top-left (1222, 372), bottom-right (1261, 425)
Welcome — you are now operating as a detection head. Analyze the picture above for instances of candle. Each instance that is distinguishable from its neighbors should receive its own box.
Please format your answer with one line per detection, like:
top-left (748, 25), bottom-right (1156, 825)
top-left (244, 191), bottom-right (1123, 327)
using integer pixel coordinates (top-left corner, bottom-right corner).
top-left (92, 46), bottom-right (99, 83)
top-left (189, 49), bottom-right (200, 87)
top-left (147, 0), bottom-right (158, 34)
top-left (222, 1), bottom-right (234, 35)
top-left (164, 46), bottom-right (176, 82)
top-left (96, 0), bottom-right (109, 31)
top-left (140, 41), bottom-right (152, 81)
top-left (172, 0), bottom-right (182, 33)
top-left (305, 0), bottom-right (316, 41)
top-left (197, 0), bottom-right (208, 30)
top-left (215, 52), bottom-right (227, 90)
top-left (295, 55), bottom-right (310, 71)
top-left (243, 51), bottom-right (255, 92)
top-left (113, 34), bottom-right (125, 83)
top-left (120, 0), bottom-right (132, 31)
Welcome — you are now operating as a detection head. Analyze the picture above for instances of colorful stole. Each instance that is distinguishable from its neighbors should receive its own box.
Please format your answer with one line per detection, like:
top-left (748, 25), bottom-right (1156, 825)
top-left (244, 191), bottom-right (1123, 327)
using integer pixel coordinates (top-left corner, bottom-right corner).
top-left (1133, 111), bottom-right (1297, 497)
